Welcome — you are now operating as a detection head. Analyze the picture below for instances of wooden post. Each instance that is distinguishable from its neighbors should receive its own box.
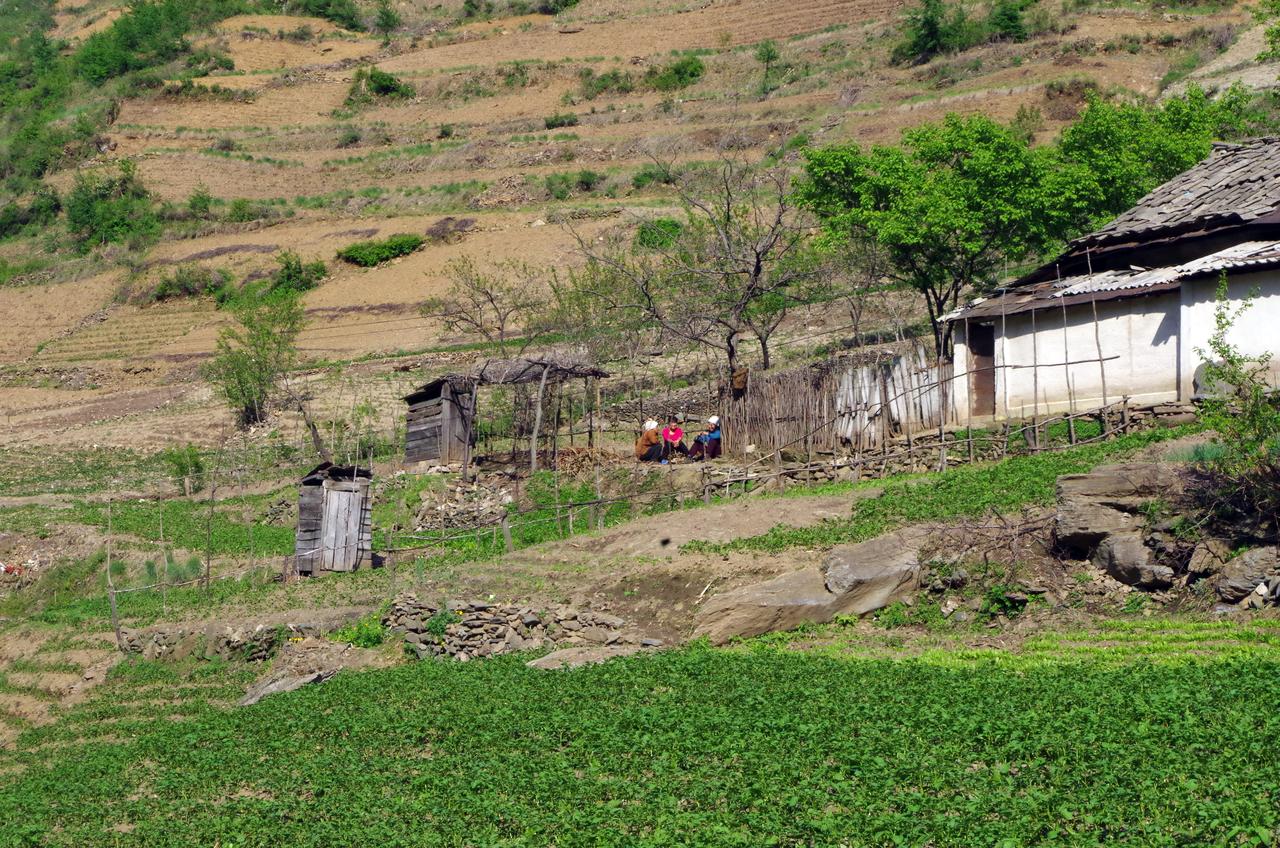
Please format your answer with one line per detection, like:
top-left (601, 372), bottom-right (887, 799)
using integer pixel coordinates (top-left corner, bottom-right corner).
top-left (387, 549), bottom-right (397, 604)
top-left (106, 503), bottom-right (123, 652)
top-left (460, 385), bottom-right (476, 483)
top-left (501, 514), bottom-right (513, 553)
top-left (159, 507), bottom-right (167, 617)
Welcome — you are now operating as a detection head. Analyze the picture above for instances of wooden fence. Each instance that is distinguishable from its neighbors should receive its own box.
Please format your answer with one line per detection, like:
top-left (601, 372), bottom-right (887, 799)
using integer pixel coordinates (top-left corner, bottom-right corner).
top-left (723, 343), bottom-right (956, 456)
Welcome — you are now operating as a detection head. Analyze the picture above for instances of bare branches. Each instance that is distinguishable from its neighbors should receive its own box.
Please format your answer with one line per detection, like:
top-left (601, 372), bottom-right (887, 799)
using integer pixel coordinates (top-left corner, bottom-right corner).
top-left (420, 257), bottom-right (550, 355)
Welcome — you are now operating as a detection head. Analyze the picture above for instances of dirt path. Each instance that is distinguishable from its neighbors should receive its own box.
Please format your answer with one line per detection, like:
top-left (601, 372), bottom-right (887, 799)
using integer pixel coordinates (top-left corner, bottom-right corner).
top-left (553, 488), bottom-right (880, 560)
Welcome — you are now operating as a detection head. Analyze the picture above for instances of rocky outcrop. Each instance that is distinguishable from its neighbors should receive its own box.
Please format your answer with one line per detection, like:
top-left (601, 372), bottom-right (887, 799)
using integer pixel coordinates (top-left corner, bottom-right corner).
top-left (1094, 533), bottom-right (1174, 589)
top-left (1214, 547), bottom-right (1279, 603)
top-left (692, 528), bottom-right (924, 644)
top-left (121, 610), bottom-right (366, 662)
top-left (239, 638), bottom-right (390, 707)
top-left (385, 595), bottom-right (646, 661)
top-left (1055, 463), bottom-right (1182, 555)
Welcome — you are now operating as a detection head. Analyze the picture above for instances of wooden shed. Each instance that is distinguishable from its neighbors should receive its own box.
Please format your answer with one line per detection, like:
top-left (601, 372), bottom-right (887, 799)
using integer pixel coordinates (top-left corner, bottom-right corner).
top-left (295, 463), bottom-right (373, 576)
top-left (403, 377), bottom-right (476, 465)
top-left (403, 356), bottom-right (609, 467)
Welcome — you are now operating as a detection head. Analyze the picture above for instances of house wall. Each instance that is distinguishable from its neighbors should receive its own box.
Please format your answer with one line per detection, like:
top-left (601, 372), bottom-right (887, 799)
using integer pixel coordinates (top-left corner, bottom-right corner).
top-left (1178, 269), bottom-right (1280, 400)
top-left (953, 292), bottom-right (1181, 419)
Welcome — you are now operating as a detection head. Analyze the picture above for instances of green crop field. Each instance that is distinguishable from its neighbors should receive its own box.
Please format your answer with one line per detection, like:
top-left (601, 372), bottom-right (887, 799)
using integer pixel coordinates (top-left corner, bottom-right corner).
top-left (1, 631), bottom-right (1278, 847)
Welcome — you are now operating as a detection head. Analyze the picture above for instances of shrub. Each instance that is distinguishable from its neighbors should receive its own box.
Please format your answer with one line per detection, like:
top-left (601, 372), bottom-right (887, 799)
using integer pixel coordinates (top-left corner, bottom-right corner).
top-left (150, 264), bottom-right (231, 302)
top-left (336, 233), bottom-right (425, 266)
top-left (438, 123), bottom-right (455, 139)
top-left (631, 162), bottom-right (676, 189)
top-left (65, 161), bottom-right (159, 252)
top-left (535, 0), bottom-right (580, 11)
top-left (988, 0), bottom-right (1027, 42)
top-left (226, 198), bottom-right (268, 223)
top-left (891, 0), bottom-right (986, 64)
top-left (575, 169), bottom-right (603, 191)
top-left (159, 443), bottom-right (205, 494)
top-left (0, 188), bottom-right (60, 240)
top-left (346, 67), bottom-right (415, 108)
top-left (544, 173), bottom-right (573, 200)
top-left (269, 251), bottom-right (327, 294)
top-left (578, 67), bottom-right (633, 99)
top-left (634, 217), bottom-right (681, 249)
top-left (187, 184), bottom-right (213, 218)
top-left (544, 111), bottom-right (579, 129)
top-left (337, 126), bottom-right (362, 148)
top-left (293, 0), bottom-right (364, 30)
top-left (645, 55), bottom-right (705, 91)
top-left (203, 288), bottom-right (305, 426)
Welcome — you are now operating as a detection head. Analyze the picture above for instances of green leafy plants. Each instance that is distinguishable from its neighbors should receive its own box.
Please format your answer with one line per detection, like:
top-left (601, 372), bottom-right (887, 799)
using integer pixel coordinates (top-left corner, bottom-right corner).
top-left (544, 111), bottom-right (579, 129)
top-left (65, 160), bottom-right (159, 252)
top-left (577, 67), bottom-right (633, 99)
top-left (345, 67), bottom-right (416, 109)
top-left (268, 251), bottom-right (327, 295)
top-left (158, 443), bottom-right (205, 494)
top-left (149, 265), bottom-right (231, 303)
top-left (336, 233), bottom-right (425, 266)
top-left (332, 611), bottom-right (386, 647)
top-left (631, 162), bottom-right (676, 189)
top-left (634, 217), bottom-right (681, 249)
top-left (202, 288), bottom-right (305, 426)
top-left (645, 55), bottom-right (705, 91)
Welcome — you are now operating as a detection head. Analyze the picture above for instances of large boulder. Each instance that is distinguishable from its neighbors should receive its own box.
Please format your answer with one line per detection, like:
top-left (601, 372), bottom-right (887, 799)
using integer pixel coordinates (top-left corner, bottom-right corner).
top-left (1054, 463), bottom-right (1182, 554)
top-left (1187, 539), bottom-right (1232, 578)
top-left (693, 529), bottom-right (922, 645)
top-left (239, 638), bottom-right (389, 707)
top-left (1214, 547), bottom-right (1279, 603)
top-left (1093, 532), bottom-right (1173, 589)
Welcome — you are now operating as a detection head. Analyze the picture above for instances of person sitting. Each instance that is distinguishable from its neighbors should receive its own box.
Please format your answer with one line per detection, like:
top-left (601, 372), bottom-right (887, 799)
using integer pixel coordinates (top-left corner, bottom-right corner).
top-left (689, 416), bottom-right (722, 460)
top-left (661, 415), bottom-right (688, 460)
top-left (635, 419), bottom-right (664, 462)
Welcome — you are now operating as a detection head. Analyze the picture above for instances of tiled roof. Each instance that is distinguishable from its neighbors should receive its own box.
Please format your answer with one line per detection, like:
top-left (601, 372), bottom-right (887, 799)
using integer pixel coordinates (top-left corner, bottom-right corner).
top-left (946, 240), bottom-right (1280, 321)
top-left (1077, 138), bottom-right (1280, 247)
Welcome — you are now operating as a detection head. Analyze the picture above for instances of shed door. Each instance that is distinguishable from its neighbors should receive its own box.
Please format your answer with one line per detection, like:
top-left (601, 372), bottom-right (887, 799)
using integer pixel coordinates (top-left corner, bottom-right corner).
top-left (969, 323), bottom-right (996, 417)
top-left (321, 482), bottom-right (364, 572)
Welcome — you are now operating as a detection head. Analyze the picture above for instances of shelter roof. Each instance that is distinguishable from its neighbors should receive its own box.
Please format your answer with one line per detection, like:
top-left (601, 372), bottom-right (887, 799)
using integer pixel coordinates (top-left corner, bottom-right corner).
top-left (1074, 138), bottom-right (1280, 249)
top-left (404, 354), bottom-right (609, 402)
top-left (946, 240), bottom-right (1280, 322)
top-left (301, 462), bottom-right (374, 483)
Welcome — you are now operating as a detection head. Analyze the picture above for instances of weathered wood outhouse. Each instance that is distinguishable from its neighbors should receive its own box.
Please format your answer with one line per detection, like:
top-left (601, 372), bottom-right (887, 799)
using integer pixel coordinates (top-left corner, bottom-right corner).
top-left (403, 377), bottom-right (476, 465)
top-left (295, 463), bottom-right (373, 576)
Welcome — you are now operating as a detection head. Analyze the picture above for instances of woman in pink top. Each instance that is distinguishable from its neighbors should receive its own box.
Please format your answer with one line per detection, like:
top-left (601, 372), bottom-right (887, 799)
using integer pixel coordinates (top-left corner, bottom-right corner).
top-left (661, 415), bottom-right (688, 460)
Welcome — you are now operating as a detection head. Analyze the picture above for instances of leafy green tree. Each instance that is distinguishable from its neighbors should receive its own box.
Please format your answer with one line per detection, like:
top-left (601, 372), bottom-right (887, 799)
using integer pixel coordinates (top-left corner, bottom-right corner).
top-left (373, 0), bottom-right (401, 43)
top-left (988, 0), bottom-right (1026, 42)
top-left (65, 160), bottom-right (160, 252)
top-left (798, 114), bottom-right (1091, 357)
top-left (754, 40), bottom-right (780, 94)
top-left (203, 289), bottom-right (306, 427)
top-left (1058, 83), bottom-right (1253, 227)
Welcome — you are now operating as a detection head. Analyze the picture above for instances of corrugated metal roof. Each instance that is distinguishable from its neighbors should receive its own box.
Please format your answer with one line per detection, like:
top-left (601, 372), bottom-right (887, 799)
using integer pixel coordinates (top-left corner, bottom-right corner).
top-left (946, 240), bottom-right (1280, 322)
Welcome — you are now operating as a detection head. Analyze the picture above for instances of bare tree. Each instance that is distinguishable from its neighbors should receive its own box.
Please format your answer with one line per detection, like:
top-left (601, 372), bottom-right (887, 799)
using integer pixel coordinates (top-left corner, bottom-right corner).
top-left (568, 155), bottom-right (822, 375)
top-left (420, 257), bottom-right (550, 355)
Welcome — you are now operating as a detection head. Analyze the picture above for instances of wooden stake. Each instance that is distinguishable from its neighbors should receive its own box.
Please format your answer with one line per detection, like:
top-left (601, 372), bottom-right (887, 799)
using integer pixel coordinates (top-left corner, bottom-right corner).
top-left (106, 503), bottom-right (123, 652)
top-left (159, 507), bottom-right (167, 617)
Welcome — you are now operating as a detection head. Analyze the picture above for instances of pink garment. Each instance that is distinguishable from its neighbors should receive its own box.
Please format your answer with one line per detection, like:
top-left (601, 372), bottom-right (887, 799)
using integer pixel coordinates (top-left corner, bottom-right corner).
top-left (662, 426), bottom-right (684, 443)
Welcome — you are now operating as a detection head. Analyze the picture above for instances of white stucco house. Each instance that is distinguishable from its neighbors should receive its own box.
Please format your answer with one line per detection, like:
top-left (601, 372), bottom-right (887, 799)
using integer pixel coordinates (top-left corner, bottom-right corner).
top-left (947, 138), bottom-right (1280, 421)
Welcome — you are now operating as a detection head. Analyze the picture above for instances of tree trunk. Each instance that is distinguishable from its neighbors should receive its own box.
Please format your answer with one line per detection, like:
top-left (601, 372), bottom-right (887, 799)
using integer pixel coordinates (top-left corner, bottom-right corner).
top-left (759, 334), bottom-right (771, 370)
top-left (529, 365), bottom-right (550, 473)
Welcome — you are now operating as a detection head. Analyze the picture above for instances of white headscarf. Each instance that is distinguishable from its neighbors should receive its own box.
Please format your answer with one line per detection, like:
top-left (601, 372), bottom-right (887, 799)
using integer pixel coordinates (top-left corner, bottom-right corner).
top-left (643, 419), bottom-right (659, 431)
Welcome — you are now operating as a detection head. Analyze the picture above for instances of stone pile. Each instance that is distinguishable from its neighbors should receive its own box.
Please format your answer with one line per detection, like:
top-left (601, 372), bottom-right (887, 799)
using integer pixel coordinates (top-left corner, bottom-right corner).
top-left (414, 480), bottom-right (513, 531)
top-left (385, 594), bottom-right (646, 661)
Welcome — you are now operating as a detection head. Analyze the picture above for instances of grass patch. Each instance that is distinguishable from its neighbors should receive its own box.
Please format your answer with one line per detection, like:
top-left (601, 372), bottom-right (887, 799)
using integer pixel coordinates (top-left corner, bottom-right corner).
top-left (689, 425), bottom-right (1192, 554)
top-left (336, 233), bottom-right (425, 267)
top-left (1, 644), bottom-right (1278, 844)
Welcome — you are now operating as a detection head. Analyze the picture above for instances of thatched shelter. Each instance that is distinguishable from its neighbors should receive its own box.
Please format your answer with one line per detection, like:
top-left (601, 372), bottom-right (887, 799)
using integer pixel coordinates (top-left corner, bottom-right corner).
top-left (403, 355), bottom-right (608, 470)
top-left (295, 463), bottom-right (373, 576)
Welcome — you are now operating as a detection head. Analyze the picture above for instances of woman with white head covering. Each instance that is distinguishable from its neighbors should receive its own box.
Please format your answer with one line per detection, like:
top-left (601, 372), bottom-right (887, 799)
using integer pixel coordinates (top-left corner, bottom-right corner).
top-left (635, 419), bottom-right (664, 462)
top-left (689, 415), bottom-right (722, 460)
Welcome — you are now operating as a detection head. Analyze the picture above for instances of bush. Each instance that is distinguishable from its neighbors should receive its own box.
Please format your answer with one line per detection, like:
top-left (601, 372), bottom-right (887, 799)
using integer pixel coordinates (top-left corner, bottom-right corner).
top-left (269, 251), bottom-right (327, 294)
top-left (575, 169), bottom-right (603, 191)
top-left (544, 111), bottom-right (579, 129)
top-left (645, 55), bottom-right (705, 91)
top-left (535, 0), bottom-right (580, 11)
top-left (989, 0), bottom-right (1027, 42)
top-left (438, 123), bottom-right (455, 139)
top-left (634, 217), bottom-right (681, 249)
top-left (226, 198), bottom-right (271, 223)
top-left (336, 233), bottom-right (425, 266)
top-left (577, 67), bottom-right (633, 99)
top-left (187, 184), bottom-right (213, 218)
top-left (150, 265), bottom-right (231, 302)
top-left (203, 289), bottom-right (305, 427)
top-left (544, 173), bottom-right (574, 200)
top-left (631, 162), bottom-right (676, 189)
top-left (292, 0), bottom-right (364, 30)
top-left (891, 0), bottom-right (987, 64)
top-left (332, 611), bottom-right (385, 647)
top-left (346, 67), bottom-right (415, 108)
top-left (159, 443), bottom-right (205, 494)
top-left (65, 161), bottom-right (159, 252)
top-left (336, 126), bottom-right (362, 148)
top-left (0, 188), bottom-right (60, 240)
